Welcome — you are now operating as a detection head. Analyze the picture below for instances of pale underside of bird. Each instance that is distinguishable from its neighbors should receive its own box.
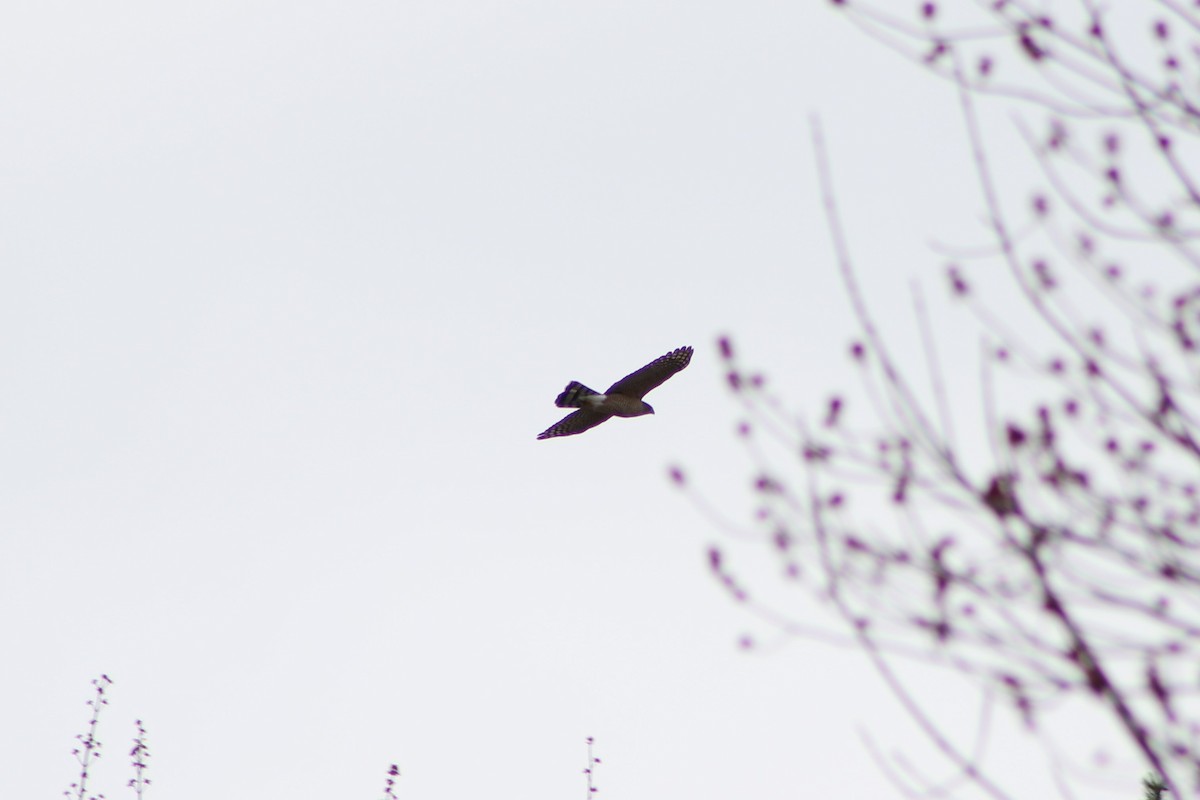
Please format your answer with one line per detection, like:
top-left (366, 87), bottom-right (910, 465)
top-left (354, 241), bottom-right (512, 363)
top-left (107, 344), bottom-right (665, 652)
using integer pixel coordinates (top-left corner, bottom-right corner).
top-left (536, 346), bottom-right (694, 440)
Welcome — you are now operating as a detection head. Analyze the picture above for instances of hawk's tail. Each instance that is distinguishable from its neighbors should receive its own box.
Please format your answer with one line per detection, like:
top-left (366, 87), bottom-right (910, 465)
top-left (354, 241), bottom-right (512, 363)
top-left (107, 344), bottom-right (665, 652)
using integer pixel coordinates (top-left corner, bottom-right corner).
top-left (555, 381), bottom-right (601, 408)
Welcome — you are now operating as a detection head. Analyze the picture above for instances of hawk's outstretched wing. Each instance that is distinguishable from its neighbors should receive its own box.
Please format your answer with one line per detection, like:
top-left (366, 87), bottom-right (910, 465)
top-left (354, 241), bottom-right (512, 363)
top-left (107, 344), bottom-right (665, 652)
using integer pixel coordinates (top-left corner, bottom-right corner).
top-left (536, 408), bottom-right (611, 440)
top-left (605, 346), bottom-right (694, 399)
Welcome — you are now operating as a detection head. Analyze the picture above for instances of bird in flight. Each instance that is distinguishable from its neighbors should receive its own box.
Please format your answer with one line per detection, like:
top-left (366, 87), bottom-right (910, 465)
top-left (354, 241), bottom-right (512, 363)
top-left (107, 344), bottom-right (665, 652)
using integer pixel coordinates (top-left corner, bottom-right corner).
top-left (537, 346), bottom-right (694, 440)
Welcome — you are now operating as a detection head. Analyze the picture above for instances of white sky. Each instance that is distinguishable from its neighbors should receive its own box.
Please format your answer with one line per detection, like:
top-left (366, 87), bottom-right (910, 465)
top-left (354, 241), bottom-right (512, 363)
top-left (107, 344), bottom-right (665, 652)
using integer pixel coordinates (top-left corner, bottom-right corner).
top-left (0, 2), bottom-right (1152, 798)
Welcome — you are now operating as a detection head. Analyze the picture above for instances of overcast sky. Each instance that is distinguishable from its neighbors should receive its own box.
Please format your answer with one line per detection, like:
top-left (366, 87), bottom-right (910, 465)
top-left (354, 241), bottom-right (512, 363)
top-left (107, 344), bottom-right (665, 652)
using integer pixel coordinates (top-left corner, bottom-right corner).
top-left (0, 2), bottom-right (1149, 798)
